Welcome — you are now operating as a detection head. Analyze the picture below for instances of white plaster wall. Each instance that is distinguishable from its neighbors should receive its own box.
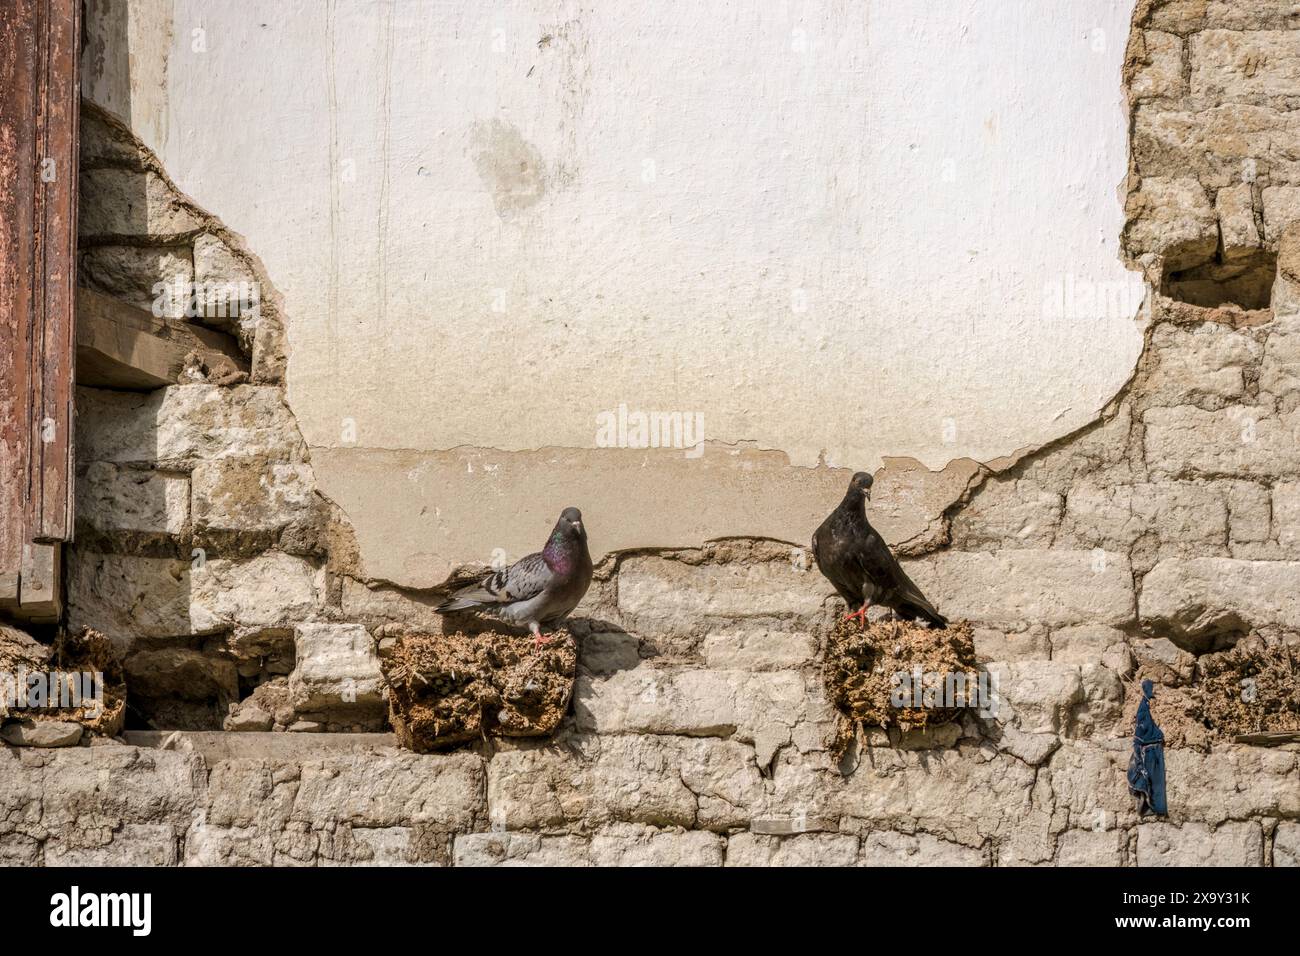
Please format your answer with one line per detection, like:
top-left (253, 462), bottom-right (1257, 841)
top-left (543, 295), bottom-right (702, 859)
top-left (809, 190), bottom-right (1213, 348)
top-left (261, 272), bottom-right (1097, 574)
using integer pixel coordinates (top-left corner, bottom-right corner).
top-left (83, 0), bottom-right (1143, 584)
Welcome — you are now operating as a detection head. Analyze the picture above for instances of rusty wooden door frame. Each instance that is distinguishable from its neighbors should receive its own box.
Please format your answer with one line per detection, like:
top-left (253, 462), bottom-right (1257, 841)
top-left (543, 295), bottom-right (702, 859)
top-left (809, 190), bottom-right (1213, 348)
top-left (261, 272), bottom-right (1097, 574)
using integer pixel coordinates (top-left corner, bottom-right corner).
top-left (0, 0), bottom-right (80, 616)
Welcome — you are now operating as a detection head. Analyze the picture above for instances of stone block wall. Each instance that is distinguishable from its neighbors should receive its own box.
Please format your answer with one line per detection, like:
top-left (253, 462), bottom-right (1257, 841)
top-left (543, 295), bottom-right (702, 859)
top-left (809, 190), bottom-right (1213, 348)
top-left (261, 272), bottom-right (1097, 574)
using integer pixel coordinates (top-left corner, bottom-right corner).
top-left (2, 0), bottom-right (1298, 866)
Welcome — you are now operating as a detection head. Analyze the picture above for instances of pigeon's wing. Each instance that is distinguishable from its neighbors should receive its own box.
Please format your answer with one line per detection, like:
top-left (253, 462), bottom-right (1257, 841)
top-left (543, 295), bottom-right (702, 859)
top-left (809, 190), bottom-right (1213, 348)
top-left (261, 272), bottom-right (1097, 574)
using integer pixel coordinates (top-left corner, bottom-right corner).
top-left (859, 533), bottom-right (947, 626)
top-left (813, 519), bottom-right (866, 608)
top-left (436, 552), bottom-right (552, 612)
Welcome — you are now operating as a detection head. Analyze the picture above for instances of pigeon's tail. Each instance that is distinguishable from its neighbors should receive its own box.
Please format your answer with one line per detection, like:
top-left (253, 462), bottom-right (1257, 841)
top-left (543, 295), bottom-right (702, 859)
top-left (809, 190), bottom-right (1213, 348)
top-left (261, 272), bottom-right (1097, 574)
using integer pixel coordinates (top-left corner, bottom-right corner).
top-left (434, 596), bottom-right (485, 614)
top-left (897, 598), bottom-right (948, 629)
top-left (921, 608), bottom-right (949, 629)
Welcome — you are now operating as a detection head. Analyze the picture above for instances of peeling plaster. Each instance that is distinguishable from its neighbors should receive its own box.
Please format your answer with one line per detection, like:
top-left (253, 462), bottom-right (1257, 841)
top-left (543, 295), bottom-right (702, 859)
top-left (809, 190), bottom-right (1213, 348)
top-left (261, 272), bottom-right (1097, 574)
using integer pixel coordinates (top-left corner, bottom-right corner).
top-left (82, 0), bottom-right (1145, 586)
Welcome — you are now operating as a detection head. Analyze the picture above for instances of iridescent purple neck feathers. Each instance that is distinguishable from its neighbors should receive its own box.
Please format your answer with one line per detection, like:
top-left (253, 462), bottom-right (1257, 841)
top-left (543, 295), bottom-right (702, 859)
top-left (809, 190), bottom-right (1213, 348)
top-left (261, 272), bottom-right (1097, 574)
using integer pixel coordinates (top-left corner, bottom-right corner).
top-left (543, 528), bottom-right (577, 575)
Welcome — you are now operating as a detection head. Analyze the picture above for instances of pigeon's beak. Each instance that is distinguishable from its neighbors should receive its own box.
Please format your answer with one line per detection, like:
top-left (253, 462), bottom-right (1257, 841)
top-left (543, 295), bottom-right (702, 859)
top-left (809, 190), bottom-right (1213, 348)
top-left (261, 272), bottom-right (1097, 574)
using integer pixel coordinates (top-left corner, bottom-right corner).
top-left (573, 520), bottom-right (584, 535)
top-left (863, 488), bottom-right (871, 501)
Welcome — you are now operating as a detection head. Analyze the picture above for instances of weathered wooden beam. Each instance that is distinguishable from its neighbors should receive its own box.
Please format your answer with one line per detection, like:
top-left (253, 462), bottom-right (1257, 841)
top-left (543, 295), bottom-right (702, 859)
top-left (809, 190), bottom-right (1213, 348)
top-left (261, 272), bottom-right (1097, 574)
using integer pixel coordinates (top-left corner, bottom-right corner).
top-left (26, 0), bottom-right (79, 544)
top-left (1233, 731), bottom-right (1300, 747)
top-left (0, 0), bottom-right (39, 584)
top-left (1, 0), bottom-right (79, 615)
top-left (76, 286), bottom-right (249, 390)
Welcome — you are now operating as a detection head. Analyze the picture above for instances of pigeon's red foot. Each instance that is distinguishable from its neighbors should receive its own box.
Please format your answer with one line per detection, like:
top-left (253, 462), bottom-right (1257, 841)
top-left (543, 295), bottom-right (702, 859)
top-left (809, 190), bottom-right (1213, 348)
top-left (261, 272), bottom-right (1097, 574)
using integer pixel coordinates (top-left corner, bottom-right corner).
top-left (841, 605), bottom-right (870, 627)
top-left (532, 632), bottom-right (555, 653)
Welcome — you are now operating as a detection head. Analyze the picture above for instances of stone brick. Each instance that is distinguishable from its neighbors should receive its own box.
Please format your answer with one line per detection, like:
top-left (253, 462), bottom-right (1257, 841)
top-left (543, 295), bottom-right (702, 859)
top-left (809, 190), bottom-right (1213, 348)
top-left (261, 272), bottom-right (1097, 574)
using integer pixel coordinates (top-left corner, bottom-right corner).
top-left (1056, 483), bottom-right (1139, 551)
top-left (950, 478), bottom-right (1062, 549)
top-left (1273, 480), bottom-right (1300, 553)
top-left (837, 747), bottom-right (1035, 848)
top-left (78, 167), bottom-right (202, 238)
top-left (574, 666), bottom-right (806, 764)
top-left (289, 752), bottom-right (484, 830)
top-left (1259, 319), bottom-right (1300, 405)
top-left (80, 107), bottom-right (146, 169)
top-left (1129, 30), bottom-right (1184, 100)
top-left (44, 823), bottom-right (179, 866)
top-left (320, 825), bottom-right (435, 866)
top-left (1227, 480), bottom-right (1273, 544)
top-left (486, 735), bottom-right (761, 832)
top-left (1054, 828), bottom-right (1126, 866)
top-left (1133, 106), bottom-right (1300, 188)
top-left (972, 626), bottom-right (1051, 663)
top-left (1141, 0), bottom-right (1206, 35)
top-left (1124, 177), bottom-right (1217, 268)
top-left (701, 629), bottom-right (816, 670)
top-left (1192, 30), bottom-right (1300, 102)
top-left (192, 233), bottom-right (260, 337)
top-left (453, 832), bottom-right (591, 867)
top-left (995, 809), bottom-right (1058, 866)
top-left (75, 462), bottom-right (189, 537)
top-left (289, 623), bottom-right (383, 712)
top-left (0, 720), bottom-right (84, 747)
top-left (1143, 406), bottom-right (1300, 479)
top-left (79, 244), bottom-right (194, 318)
top-left (995, 725), bottom-right (1061, 767)
top-left (1201, 1), bottom-right (1300, 32)
top-left (192, 459), bottom-right (322, 552)
top-left (726, 832), bottom-right (859, 867)
top-left (1215, 183), bottom-right (1261, 260)
top-left (1050, 624), bottom-right (1130, 668)
top-left (76, 385), bottom-right (305, 467)
top-left (0, 833), bottom-right (42, 866)
top-left (988, 660), bottom-right (1084, 736)
top-left (1132, 636), bottom-right (1197, 680)
top-left (1263, 185), bottom-right (1300, 247)
top-left (1045, 742), bottom-right (1142, 830)
top-left (860, 830), bottom-right (988, 866)
top-left (617, 557), bottom-right (825, 633)
top-left (67, 550), bottom-right (323, 646)
top-left (183, 824), bottom-right (275, 866)
top-left (1139, 558), bottom-right (1300, 649)
top-left (1136, 821), bottom-right (1263, 866)
top-left (1059, 481), bottom-right (1227, 552)
top-left (1132, 481), bottom-right (1229, 545)
top-left (1165, 747), bottom-right (1299, 824)
top-left (588, 825), bottom-right (725, 866)
top-left (1077, 663), bottom-right (1126, 734)
top-left (902, 549), bottom-right (1135, 627)
top-left (0, 746), bottom-right (204, 840)
top-left (1142, 322), bottom-right (1258, 409)
top-left (1275, 822), bottom-right (1300, 867)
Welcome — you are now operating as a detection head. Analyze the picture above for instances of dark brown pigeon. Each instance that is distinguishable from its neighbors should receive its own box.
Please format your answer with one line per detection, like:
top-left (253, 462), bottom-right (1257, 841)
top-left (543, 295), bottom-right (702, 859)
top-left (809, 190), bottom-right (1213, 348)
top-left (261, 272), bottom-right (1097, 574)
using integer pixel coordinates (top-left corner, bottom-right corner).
top-left (812, 472), bottom-right (947, 627)
top-left (435, 507), bottom-right (593, 648)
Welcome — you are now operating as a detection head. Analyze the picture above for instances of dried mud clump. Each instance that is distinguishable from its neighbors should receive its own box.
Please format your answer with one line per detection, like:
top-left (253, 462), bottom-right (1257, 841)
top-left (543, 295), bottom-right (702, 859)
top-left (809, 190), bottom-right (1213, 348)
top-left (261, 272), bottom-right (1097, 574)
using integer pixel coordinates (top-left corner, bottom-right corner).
top-left (50, 627), bottom-right (127, 736)
top-left (1188, 642), bottom-right (1299, 740)
top-left (0, 626), bottom-right (126, 736)
top-left (382, 629), bottom-right (577, 753)
top-left (824, 617), bottom-right (978, 759)
top-left (1130, 641), bottom-right (1300, 748)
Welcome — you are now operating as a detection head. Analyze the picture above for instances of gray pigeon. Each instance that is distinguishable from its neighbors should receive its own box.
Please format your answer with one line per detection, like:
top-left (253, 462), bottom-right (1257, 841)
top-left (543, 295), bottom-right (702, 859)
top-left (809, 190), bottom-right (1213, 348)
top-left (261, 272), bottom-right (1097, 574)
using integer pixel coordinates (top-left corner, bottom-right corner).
top-left (811, 472), bottom-right (948, 628)
top-left (435, 507), bottom-right (593, 648)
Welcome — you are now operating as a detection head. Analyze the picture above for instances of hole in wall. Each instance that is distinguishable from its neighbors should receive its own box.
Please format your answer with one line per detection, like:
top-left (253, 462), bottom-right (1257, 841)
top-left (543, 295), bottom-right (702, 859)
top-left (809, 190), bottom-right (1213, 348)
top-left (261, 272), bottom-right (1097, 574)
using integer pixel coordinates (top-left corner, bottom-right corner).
top-left (1161, 248), bottom-right (1277, 311)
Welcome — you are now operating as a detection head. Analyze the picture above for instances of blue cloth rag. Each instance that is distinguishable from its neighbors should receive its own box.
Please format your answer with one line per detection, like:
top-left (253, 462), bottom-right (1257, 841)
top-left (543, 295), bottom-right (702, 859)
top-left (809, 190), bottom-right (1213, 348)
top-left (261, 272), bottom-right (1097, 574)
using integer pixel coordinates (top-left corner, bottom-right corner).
top-left (1126, 679), bottom-right (1167, 816)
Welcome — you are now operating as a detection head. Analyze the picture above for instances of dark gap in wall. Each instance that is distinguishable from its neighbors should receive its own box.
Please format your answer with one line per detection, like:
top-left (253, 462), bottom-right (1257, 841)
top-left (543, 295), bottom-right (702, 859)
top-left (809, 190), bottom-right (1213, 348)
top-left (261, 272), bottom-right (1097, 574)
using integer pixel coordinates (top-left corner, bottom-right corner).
top-left (1161, 249), bottom-right (1277, 310)
top-left (123, 642), bottom-right (242, 730)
